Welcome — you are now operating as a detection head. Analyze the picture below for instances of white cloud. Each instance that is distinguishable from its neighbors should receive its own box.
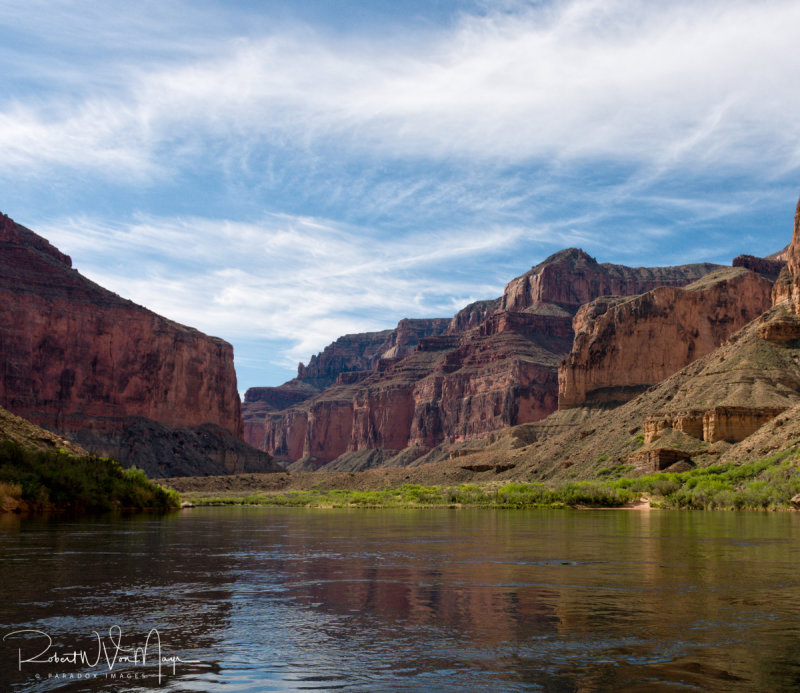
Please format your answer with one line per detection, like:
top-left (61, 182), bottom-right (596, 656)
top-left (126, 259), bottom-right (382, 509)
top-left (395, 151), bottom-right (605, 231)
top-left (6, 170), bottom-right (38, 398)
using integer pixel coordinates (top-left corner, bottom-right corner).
top-left (37, 213), bottom-right (525, 370)
top-left (2, 0), bottom-right (800, 182)
top-left (6, 0), bottom-right (800, 389)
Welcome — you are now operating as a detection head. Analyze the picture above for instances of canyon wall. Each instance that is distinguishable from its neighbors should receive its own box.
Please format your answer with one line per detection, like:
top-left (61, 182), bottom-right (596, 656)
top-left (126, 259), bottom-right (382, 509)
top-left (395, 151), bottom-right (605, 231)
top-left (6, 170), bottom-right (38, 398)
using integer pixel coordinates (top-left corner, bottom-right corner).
top-left (732, 254), bottom-right (785, 279)
top-left (501, 248), bottom-right (720, 313)
top-left (252, 249), bottom-right (722, 469)
top-left (773, 195), bottom-right (800, 313)
top-left (296, 318), bottom-right (450, 383)
top-left (558, 267), bottom-right (774, 408)
top-left (0, 212), bottom-right (275, 476)
top-left (263, 313), bottom-right (573, 468)
top-left (243, 317), bottom-right (450, 448)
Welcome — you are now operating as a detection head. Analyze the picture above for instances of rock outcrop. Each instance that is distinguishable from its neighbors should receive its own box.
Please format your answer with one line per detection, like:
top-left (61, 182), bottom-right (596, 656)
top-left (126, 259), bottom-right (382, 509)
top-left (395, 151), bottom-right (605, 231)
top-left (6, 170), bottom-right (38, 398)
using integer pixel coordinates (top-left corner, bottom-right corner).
top-left (501, 242), bottom-right (800, 480)
top-left (732, 254), bottom-right (785, 279)
top-left (242, 318), bottom-right (450, 448)
top-left (500, 248), bottom-right (719, 313)
top-left (296, 318), bottom-right (451, 384)
top-left (643, 406), bottom-right (787, 445)
top-left (250, 248), bottom-right (721, 469)
top-left (264, 312), bottom-right (573, 468)
top-left (0, 404), bottom-right (88, 456)
top-left (772, 196), bottom-right (800, 312)
top-left (0, 212), bottom-right (277, 476)
top-left (558, 267), bottom-right (774, 408)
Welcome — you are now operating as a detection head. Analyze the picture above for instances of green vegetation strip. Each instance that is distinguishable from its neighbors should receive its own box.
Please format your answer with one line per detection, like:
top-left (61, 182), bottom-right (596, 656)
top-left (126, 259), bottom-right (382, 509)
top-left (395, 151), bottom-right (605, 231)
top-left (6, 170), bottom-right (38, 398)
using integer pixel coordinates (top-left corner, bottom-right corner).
top-left (190, 454), bottom-right (800, 511)
top-left (0, 440), bottom-right (179, 513)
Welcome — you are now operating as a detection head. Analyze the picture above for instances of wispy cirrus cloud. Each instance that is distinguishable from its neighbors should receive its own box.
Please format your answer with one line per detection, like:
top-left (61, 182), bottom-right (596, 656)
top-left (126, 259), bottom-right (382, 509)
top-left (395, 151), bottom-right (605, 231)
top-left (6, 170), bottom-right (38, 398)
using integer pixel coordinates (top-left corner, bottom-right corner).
top-left (2, 0), bottom-right (800, 180)
top-left (36, 213), bottom-right (535, 372)
top-left (4, 0), bottom-right (800, 389)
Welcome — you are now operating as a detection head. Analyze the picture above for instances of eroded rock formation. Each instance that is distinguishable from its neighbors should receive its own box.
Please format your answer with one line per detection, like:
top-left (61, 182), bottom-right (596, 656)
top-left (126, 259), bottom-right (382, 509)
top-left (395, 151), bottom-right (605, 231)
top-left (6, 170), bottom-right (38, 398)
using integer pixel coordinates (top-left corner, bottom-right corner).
top-left (773, 195), bottom-right (800, 312)
top-left (0, 212), bottom-right (276, 476)
top-left (732, 254), bottom-right (785, 279)
top-left (559, 267), bottom-right (774, 408)
top-left (296, 318), bottom-right (451, 383)
top-left (643, 406), bottom-right (787, 445)
top-left (243, 318), bottom-right (450, 448)
top-left (500, 248), bottom-right (719, 312)
top-left (251, 248), bottom-right (721, 469)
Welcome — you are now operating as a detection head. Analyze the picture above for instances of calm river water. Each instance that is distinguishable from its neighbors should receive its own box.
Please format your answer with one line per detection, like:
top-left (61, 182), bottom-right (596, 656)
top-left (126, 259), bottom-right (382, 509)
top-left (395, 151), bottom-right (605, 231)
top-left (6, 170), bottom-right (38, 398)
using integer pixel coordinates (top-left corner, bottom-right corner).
top-left (2, 507), bottom-right (800, 691)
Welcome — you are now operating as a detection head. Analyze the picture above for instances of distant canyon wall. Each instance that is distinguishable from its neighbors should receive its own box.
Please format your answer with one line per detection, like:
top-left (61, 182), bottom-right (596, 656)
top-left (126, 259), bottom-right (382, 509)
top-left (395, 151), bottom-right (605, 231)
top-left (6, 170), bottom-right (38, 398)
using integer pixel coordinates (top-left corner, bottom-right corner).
top-left (246, 248), bottom-right (724, 469)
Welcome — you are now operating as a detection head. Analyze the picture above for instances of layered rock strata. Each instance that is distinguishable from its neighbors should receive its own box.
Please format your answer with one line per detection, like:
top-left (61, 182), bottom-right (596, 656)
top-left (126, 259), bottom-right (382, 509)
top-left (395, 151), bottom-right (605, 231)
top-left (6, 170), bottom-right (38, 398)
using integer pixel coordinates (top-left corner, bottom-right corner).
top-left (644, 406), bottom-right (787, 445)
top-left (252, 249), bottom-right (721, 469)
top-left (296, 318), bottom-right (451, 383)
top-left (772, 195), bottom-right (800, 312)
top-left (0, 212), bottom-right (276, 476)
top-left (501, 248), bottom-right (719, 313)
top-left (558, 267), bottom-right (774, 408)
top-left (264, 312), bottom-right (573, 468)
top-left (732, 254), bottom-right (785, 279)
top-left (242, 318), bottom-right (451, 447)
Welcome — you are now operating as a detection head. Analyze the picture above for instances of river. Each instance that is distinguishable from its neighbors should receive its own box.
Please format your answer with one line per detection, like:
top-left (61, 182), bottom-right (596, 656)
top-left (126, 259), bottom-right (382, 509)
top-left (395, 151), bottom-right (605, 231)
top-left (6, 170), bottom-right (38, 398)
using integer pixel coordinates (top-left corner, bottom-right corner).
top-left (2, 507), bottom-right (800, 691)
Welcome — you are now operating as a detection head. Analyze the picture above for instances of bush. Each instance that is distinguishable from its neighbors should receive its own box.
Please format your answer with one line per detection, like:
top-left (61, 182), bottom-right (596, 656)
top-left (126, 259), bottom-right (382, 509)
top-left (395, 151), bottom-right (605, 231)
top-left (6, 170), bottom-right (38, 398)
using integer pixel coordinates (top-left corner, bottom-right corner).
top-left (0, 441), bottom-right (179, 513)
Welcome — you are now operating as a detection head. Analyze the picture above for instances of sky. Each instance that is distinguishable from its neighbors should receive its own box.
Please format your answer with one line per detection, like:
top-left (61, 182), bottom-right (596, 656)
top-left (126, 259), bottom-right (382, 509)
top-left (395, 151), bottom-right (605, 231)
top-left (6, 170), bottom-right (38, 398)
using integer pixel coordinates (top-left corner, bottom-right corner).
top-left (2, 0), bottom-right (800, 393)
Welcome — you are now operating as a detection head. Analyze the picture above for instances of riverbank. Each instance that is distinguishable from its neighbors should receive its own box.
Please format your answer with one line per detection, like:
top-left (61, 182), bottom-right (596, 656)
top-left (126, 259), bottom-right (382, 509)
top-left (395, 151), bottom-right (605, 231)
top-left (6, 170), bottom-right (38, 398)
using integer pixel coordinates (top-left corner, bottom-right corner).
top-left (166, 455), bottom-right (800, 511)
top-left (0, 440), bottom-right (180, 513)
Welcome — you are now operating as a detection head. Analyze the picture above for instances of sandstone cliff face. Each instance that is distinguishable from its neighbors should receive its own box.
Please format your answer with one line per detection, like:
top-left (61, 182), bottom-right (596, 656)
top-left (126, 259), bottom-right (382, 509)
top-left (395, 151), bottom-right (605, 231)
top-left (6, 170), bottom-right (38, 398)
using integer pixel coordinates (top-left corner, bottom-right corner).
top-left (732, 254), bottom-right (786, 279)
top-left (0, 212), bottom-right (276, 476)
top-left (263, 312), bottom-right (573, 468)
top-left (243, 317), bottom-right (450, 448)
top-left (254, 249), bottom-right (721, 469)
top-left (447, 298), bottom-right (502, 333)
top-left (773, 195), bottom-right (800, 312)
top-left (242, 380), bottom-right (320, 448)
top-left (296, 318), bottom-right (450, 384)
top-left (558, 267), bottom-right (774, 408)
top-left (507, 285), bottom-right (800, 481)
top-left (501, 248), bottom-right (720, 313)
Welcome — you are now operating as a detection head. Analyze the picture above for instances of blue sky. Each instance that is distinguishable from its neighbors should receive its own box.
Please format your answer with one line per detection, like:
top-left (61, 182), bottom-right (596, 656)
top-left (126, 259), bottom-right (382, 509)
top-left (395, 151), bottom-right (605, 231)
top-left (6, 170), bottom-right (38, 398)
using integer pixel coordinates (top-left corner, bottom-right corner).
top-left (2, 0), bottom-right (800, 393)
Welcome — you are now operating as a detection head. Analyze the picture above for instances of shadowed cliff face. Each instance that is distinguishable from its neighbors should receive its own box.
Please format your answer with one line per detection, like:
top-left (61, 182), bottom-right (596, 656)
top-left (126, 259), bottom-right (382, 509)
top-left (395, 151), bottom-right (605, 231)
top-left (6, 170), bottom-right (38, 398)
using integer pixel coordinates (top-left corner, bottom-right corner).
top-left (0, 212), bottom-right (276, 476)
top-left (558, 267), bottom-right (775, 408)
top-left (249, 248), bottom-right (722, 469)
top-left (242, 318), bottom-right (451, 449)
top-left (773, 195), bottom-right (800, 313)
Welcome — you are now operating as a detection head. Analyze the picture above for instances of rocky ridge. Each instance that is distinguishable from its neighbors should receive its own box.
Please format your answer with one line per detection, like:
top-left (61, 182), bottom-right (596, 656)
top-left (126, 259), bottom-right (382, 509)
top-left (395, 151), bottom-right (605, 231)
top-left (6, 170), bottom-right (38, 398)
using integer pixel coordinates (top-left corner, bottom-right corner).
top-left (397, 195), bottom-right (800, 483)
top-left (247, 249), bottom-right (722, 470)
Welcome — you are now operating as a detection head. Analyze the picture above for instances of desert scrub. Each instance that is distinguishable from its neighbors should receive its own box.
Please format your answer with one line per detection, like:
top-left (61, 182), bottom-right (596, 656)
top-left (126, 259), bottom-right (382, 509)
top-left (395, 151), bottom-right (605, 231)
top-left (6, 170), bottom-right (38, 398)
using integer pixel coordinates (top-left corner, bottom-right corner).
top-left (0, 440), bottom-right (179, 513)
top-left (612, 454), bottom-right (800, 510)
top-left (597, 463), bottom-right (635, 478)
top-left (189, 453), bottom-right (800, 512)
top-left (625, 434), bottom-right (645, 448)
top-left (191, 482), bottom-right (637, 509)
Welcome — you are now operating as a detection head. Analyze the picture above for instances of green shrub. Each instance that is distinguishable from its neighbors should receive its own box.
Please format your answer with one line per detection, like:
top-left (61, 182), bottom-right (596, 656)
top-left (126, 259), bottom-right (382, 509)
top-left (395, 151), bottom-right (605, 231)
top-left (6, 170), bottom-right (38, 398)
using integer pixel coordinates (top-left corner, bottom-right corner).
top-left (0, 441), bottom-right (179, 512)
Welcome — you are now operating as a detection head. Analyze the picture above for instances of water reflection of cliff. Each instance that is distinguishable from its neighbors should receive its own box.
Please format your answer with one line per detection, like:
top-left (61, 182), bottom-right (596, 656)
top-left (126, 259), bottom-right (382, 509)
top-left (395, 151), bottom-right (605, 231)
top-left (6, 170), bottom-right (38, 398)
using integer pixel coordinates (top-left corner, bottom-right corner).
top-left (236, 508), bottom-right (800, 690)
top-left (263, 510), bottom-right (559, 644)
top-left (0, 512), bottom-right (232, 690)
top-left (4, 508), bottom-right (800, 691)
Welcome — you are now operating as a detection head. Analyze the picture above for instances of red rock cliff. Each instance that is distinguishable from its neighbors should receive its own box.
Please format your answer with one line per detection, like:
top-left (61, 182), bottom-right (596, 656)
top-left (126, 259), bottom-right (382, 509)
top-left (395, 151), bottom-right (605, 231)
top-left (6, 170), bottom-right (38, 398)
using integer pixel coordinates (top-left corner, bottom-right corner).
top-left (262, 312), bottom-right (574, 467)
top-left (296, 318), bottom-right (450, 384)
top-left (773, 195), bottom-right (800, 313)
top-left (558, 267), bottom-right (774, 408)
top-left (501, 248), bottom-right (720, 312)
top-left (254, 250), bottom-right (721, 469)
top-left (243, 317), bottom-right (450, 447)
top-left (0, 213), bottom-right (273, 476)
